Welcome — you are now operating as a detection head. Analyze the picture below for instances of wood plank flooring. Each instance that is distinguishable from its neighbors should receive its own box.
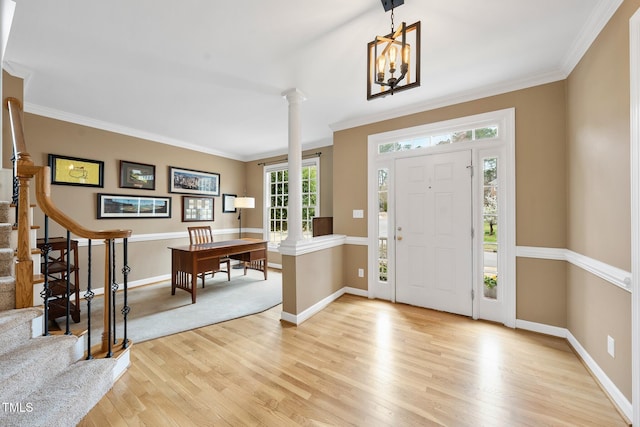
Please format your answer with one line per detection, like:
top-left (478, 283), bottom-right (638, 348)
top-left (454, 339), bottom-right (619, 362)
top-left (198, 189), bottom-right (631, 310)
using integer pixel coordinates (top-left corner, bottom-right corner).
top-left (80, 294), bottom-right (629, 426)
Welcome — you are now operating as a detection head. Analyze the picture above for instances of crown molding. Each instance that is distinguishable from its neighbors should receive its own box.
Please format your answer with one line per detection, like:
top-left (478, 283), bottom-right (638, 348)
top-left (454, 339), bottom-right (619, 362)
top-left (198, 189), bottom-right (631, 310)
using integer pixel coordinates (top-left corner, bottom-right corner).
top-left (560, 0), bottom-right (623, 74)
top-left (330, 69), bottom-right (566, 132)
top-left (22, 101), bottom-right (246, 161)
top-left (2, 59), bottom-right (30, 80)
top-left (243, 137), bottom-right (333, 162)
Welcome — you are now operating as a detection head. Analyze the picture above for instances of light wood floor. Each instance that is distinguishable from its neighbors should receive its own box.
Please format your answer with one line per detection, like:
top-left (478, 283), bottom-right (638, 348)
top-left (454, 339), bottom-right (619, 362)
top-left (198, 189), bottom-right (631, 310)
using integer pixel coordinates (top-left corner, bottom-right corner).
top-left (80, 294), bottom-right (629, 426)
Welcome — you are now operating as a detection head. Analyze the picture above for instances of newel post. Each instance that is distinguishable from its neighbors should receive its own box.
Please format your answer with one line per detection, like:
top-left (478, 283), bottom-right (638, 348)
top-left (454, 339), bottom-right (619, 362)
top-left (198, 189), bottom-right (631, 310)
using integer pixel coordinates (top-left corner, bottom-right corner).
top-left (6, 97), bottom-right (36, 308)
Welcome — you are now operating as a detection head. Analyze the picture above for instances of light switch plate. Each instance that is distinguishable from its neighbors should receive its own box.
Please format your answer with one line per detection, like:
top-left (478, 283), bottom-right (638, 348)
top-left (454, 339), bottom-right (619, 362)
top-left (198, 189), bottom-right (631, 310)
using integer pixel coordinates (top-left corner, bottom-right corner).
top-left (353, 209), bottom-right (364, 218)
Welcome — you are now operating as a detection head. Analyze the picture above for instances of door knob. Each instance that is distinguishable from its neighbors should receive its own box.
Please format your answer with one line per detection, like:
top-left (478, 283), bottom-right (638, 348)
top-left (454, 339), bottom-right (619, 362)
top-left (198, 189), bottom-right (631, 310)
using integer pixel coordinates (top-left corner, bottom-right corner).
top-left (397, 236), bottom-right (403, 241)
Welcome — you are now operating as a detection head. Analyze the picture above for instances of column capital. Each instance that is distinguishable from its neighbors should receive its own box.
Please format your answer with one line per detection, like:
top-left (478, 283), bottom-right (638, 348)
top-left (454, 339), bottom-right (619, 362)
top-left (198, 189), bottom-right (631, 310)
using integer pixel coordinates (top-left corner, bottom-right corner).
top-left (281, 88), bottom-right (307, 104)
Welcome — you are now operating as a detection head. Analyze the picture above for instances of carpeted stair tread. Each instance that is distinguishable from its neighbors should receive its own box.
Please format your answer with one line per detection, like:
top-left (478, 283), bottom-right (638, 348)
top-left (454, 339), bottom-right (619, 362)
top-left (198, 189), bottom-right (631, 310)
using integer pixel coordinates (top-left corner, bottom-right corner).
top-left (0, 334), bottom-right (78, 404)
top-left (0, 247), bottom-right (14, 276)
top-left (0, 308), bottom-right (42, 355)
top-left (0, 275), bottom-right (16, 285)
top-left (0, 358), bottom-right (116, 427)
top-left (0, 277), bottom-right (16, 311)
top-left (0, 223), bottom-right (11, 247)
top-left (0, 201), bottom-right (10, 224)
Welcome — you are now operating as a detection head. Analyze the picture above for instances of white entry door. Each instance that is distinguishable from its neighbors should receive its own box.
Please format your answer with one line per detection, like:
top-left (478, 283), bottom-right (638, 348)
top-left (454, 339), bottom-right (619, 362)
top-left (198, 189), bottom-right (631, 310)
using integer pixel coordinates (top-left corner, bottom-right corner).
top-left (395, 150), bottom-right (473, 316)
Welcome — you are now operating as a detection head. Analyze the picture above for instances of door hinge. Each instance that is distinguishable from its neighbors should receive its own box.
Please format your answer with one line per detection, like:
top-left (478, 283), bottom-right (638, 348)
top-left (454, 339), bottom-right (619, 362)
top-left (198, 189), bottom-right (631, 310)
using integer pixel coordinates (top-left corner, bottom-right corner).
top-left (471, 289), bottom-right (475, 300)
top-left (471, 227), bottom-right (474, 239)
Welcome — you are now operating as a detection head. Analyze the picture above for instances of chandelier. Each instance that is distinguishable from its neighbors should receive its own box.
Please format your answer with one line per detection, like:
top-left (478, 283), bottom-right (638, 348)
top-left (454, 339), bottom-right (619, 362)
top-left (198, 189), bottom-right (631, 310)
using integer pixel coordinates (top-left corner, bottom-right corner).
top-left (367, 0), bottom-right (421, 100)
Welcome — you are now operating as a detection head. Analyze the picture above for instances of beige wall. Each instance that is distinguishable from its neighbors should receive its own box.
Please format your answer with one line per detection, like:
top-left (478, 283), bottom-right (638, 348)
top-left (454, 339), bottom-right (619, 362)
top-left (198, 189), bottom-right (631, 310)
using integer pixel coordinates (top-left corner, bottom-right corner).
top-left (564, 0), bottom-right (639, 401)
top-left (516, 258), bottom-right (567, 327)
top-left (344, 244), bottom-right (367, 291)
top-left (567, 264), bottom-right (632, 399)
top-left (334, 82), bottom-right (568, 247)
top-left (567, 1), bottom-right (633, 271)
top-left (2, 71), bottom-right (249, 283)
top-left (334, 82), bottom-right (568, 317)
top-left (282, 245), bottom-right (344, 315)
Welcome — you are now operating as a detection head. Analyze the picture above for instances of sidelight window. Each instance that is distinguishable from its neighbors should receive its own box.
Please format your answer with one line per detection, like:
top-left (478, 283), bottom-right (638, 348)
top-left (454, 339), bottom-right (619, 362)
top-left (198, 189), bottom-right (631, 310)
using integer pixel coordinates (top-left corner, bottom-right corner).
top-left (482, 157), bottom-right (498, 299)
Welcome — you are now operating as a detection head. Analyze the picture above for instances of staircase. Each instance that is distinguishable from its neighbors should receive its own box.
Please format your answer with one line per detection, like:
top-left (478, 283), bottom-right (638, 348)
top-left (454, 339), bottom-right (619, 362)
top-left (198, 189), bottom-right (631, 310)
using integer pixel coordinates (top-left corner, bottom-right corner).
top-left (0, 202), bottom-right (15, 311)
top-left (0, 201), bottom-right (119, 426)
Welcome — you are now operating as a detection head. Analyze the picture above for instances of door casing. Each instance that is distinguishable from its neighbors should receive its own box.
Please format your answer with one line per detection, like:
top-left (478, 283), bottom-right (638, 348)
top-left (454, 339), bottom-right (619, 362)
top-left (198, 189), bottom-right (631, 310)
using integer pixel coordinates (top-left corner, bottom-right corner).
top-left (367, 108), bottom-right (516, 326)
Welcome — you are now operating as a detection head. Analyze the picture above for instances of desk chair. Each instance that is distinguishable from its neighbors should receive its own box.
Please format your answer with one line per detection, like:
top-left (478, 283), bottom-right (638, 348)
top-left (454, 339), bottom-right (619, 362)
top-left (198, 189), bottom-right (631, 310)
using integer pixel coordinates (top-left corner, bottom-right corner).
top-left (187, 226), bottom-right (231, 285)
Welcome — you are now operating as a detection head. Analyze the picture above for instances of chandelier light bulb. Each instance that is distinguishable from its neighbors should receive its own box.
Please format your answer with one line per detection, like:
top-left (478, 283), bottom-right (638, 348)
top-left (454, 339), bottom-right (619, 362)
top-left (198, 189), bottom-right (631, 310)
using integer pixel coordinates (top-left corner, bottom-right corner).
top-left (402, 44), bottom-right (410, 65)
top-left (389, 45), bottom-right (397, 72)
top-left (377, 55), bottom-right (386, 82)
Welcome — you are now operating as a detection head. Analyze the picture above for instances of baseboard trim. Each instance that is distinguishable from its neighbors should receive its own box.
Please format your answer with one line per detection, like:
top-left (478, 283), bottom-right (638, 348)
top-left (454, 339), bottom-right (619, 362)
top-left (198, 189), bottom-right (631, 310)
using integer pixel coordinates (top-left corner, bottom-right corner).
top-left (515, 319), bottom-right (566, 337)
top-left (280, 285), bottom-right (368, 325)
top-left (516, 318), bottom-right (631, 420)
top-left (344, 287), bottom-right (368, 297)
top-left (566, 330), bottom-right (632, 421)
top-left (280, 287), bottom-right (347, 325)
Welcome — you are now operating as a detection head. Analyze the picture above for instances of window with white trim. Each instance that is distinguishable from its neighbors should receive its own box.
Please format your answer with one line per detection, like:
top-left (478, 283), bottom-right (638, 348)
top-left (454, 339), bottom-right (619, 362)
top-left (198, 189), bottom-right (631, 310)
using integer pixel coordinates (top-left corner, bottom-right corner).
top-left (377, 124), bottom-right (498, 153)
top-left (264, 158), bottom-right (319, 245)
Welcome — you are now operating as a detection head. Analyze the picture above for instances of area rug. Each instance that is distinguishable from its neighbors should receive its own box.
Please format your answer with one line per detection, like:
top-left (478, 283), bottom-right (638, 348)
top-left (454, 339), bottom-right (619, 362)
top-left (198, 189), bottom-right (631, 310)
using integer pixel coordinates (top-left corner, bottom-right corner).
top-left (59, 269), bottom-right (282, 343)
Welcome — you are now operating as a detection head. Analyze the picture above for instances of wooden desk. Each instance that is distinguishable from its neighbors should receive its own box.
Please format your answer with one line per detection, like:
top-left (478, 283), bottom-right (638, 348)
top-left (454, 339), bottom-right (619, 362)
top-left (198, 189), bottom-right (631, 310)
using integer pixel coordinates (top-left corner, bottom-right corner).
top-left (169, 238), bottom-right (268, 303)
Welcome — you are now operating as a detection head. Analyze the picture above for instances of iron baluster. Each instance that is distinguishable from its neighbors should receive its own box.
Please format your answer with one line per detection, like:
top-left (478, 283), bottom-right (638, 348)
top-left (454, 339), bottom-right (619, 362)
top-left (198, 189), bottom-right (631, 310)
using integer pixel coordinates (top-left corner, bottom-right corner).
top-left (11, 151), bottom-right (18, 228)
top-left (111, 239), bottom-right (119, 346)
top-left (84, 239), bottom-right (94, 360)
top-left (64, 229), bottom-right (71, 335)
top-left (106, 239), bottom-right (113, 358)
top-left (40, 216), bottom-right (51, 336)
top-left (121, 238), bottom-right (130, 350)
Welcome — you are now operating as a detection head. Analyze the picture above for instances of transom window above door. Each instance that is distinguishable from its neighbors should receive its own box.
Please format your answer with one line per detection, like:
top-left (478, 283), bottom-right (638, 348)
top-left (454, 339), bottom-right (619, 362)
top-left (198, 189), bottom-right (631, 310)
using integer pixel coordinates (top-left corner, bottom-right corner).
top-left (377, 124), bottom-right (498, 154)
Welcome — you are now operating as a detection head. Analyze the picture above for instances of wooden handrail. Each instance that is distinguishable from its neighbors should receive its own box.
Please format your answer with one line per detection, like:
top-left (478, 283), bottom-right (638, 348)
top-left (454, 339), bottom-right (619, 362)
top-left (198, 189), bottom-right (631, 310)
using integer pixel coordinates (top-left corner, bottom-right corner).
top-left (6, 95), bottom-right (133, 339)
top-left (34, 166), bottom-right (131, 240)
top-left (5, 97), bottom-right (32, 166)
top-left (5, 97), bottom-right (131, 241)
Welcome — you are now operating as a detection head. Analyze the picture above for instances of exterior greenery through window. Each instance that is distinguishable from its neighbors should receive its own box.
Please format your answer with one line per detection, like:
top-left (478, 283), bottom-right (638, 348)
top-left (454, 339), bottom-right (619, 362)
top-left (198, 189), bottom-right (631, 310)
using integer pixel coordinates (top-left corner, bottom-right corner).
top-left (483, 157), bottom-right (498, 299)
top-left (265, 160), bottom-right (319, 245)
top-left (378, 168), bottom-right (389, 281)
top-left (378, 125), bottom-right (498, 153)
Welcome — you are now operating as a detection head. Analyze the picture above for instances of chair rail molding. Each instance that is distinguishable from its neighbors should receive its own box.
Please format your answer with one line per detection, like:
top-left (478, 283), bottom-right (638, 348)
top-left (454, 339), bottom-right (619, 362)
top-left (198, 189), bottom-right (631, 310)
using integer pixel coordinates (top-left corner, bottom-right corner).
top-left (516, 246), bottom-right (631, 292)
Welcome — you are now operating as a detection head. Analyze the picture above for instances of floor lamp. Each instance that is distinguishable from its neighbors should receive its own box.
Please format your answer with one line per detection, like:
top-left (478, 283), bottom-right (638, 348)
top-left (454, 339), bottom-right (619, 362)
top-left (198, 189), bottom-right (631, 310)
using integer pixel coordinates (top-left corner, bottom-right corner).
top-left (234, 196), bottom-right (255, 239)
top-left (233, 196), bottom-right (255, 269)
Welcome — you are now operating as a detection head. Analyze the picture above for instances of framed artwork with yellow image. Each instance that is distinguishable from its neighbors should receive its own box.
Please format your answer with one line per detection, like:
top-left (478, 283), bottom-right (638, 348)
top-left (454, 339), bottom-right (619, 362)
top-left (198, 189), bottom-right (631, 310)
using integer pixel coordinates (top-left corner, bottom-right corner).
top-left (48, 154), bottom-right (104, 187)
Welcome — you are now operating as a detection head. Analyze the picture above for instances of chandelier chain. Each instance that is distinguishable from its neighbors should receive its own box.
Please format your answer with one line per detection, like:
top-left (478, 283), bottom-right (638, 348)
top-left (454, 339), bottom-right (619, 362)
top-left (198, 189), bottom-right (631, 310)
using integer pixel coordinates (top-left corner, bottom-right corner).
top-left (391, 4), bottom-right (395, 33)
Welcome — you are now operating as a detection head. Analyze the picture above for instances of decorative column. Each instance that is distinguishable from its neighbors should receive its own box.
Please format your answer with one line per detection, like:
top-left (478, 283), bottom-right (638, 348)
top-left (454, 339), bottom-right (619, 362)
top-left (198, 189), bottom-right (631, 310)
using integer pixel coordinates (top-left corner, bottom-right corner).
top-left (277, 88), bottom-right (347, 325)
top-left (281, 88), bottom-right (306, 246)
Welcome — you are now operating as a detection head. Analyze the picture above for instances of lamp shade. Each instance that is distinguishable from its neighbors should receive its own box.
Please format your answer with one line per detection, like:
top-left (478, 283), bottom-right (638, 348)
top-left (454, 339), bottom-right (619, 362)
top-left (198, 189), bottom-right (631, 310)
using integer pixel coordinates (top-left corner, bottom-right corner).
top-left (234, 197), bottom-right (255, 209)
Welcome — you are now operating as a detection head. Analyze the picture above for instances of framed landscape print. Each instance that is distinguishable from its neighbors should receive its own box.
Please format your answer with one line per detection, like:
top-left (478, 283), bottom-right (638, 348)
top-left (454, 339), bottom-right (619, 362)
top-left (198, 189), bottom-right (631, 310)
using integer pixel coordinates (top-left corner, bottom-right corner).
top-left (97, 194), bottom-right (171, 219)
top-left (222, 193), bottom-right (237, 213)
top-left (169, 166), bottom-right (220, 196)
top-left (49, 154), bottom-right (104, 187)
top-left (182, 196), bottom-right (214, 222)
top-left (119, 160), bottom-right (156, 190)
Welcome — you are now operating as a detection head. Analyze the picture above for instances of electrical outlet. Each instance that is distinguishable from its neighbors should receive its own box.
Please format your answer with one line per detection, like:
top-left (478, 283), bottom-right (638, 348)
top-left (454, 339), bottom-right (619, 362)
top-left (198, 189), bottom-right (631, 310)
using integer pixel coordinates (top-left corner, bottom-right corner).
top-left (607, 335), bottom-right (615, 358)
top-left (358, 268), bottom-right (364, 278)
